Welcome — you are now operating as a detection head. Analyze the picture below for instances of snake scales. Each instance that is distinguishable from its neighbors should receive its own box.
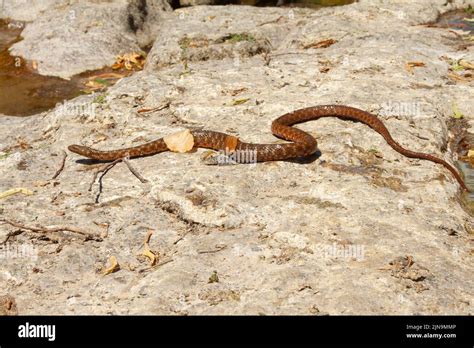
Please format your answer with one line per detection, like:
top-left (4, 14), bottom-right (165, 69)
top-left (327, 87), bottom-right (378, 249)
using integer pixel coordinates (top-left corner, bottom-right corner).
top-left (68, 105), bottom-right (469, 191)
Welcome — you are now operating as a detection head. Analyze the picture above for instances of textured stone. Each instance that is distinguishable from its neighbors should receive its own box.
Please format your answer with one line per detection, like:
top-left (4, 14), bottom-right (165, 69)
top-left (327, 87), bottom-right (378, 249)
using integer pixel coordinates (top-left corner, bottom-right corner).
top-left (0, 0), bottom-right (473, 314)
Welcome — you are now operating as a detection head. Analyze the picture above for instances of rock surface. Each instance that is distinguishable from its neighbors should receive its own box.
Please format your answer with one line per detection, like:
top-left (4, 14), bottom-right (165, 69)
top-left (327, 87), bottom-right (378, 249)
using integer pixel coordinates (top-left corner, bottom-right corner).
top-left (0, 0), bottom-right (473, 314)
top-left (5, 0), bottom-right (171, 79)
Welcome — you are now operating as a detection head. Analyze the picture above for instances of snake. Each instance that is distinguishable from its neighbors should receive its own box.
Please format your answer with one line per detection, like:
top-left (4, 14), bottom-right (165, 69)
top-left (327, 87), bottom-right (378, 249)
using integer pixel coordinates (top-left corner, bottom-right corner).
top-left (68, 104), bottom-right (469, 191)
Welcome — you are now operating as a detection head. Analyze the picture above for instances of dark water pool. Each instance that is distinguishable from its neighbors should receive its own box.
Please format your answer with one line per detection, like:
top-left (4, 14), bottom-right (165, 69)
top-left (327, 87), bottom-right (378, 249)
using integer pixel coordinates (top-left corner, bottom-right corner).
top-left (0, 20), bottom-right (88, 116)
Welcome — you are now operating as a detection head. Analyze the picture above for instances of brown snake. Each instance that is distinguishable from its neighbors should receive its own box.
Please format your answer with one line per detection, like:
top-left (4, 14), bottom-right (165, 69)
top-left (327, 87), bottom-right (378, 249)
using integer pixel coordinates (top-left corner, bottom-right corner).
top-left (68, 105), bottom-right (469, 191)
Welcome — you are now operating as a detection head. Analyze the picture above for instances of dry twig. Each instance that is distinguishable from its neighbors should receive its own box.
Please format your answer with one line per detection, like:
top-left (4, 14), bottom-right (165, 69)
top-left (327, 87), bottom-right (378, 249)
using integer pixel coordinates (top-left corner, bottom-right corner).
top-left (0, 218), bottom-right (103, 242)
top-left (89, 158), bottom-right (122, 192)
top-left (51, 150), bottom-right (67, 179)
top-left (137, 101), bottom-right (171, 114)
top-left (123, 157), bottom-right (149, 183)
top-left (89, 157), bottom-right (148, 202)
top-left (197, 244), bottom-right (227, 254)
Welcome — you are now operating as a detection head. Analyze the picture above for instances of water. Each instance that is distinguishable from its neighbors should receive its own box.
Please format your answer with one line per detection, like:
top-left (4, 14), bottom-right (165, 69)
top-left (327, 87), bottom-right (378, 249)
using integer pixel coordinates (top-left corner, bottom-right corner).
top-left (0, 19), bottom-right (137, 117)
top-left (0, 19), bottom-right (88, 116)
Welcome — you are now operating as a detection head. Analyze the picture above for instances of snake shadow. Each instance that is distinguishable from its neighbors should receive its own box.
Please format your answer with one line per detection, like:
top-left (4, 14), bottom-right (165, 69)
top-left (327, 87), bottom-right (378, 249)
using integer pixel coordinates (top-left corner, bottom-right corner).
top-left (284, 149), bottom-right (322, 164)
top-left (75, 159), bottom-right (108, 165)
top-left (73, 151), bottom-right (162, 165)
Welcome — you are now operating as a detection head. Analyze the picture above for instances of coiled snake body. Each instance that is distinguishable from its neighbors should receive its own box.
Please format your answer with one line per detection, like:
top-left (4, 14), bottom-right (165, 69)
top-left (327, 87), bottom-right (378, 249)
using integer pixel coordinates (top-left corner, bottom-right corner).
top-left (68, 105), bottom-right (469, 191)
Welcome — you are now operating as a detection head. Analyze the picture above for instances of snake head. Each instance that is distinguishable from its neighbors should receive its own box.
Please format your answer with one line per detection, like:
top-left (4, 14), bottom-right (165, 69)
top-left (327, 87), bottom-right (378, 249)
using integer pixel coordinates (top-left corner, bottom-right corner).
top-left (200, 151), bottom-right (238, 166)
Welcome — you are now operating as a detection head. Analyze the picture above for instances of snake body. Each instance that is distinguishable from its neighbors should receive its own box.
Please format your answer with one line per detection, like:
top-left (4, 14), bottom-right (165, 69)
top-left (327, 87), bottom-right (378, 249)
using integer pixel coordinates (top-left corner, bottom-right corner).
top-left (68, 105), bottom-right (469, 191)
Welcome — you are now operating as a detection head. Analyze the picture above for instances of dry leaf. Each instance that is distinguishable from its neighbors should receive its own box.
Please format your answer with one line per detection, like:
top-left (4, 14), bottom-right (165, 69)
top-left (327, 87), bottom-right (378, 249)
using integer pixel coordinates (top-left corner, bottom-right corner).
top-left (112, 52), bottom-right (146, 71)
top-left (103, 256), bottom-right (120, 275)
top-left (163, 129), bottom-right (195, 153)
top-left (16, 138), bottom-right (31, 150)
top-left (208, 271), bottom-right (219, 283)
top-left (447, 71), bottom-right (474, 82)
top-left (451, 101), bottom-right (464, 119)
top-left (141, 229), bottom-right (157, 266)
top-left (0, 188), bottom-right (33, 200)
top-left (142, 249), bottom-right (157, 266)
top-left (304, 39), bottom-right (337, 49)
top-left (84, 80), bottom-right (108, 91)
top-left (405, 61), bottom-right (425, 73)
top-left (224, 87), bottom-right (248, 96)
top-left (459, 59), bottom-right (474, 70)
top-left (231, 98), bottom-right (249, 105)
